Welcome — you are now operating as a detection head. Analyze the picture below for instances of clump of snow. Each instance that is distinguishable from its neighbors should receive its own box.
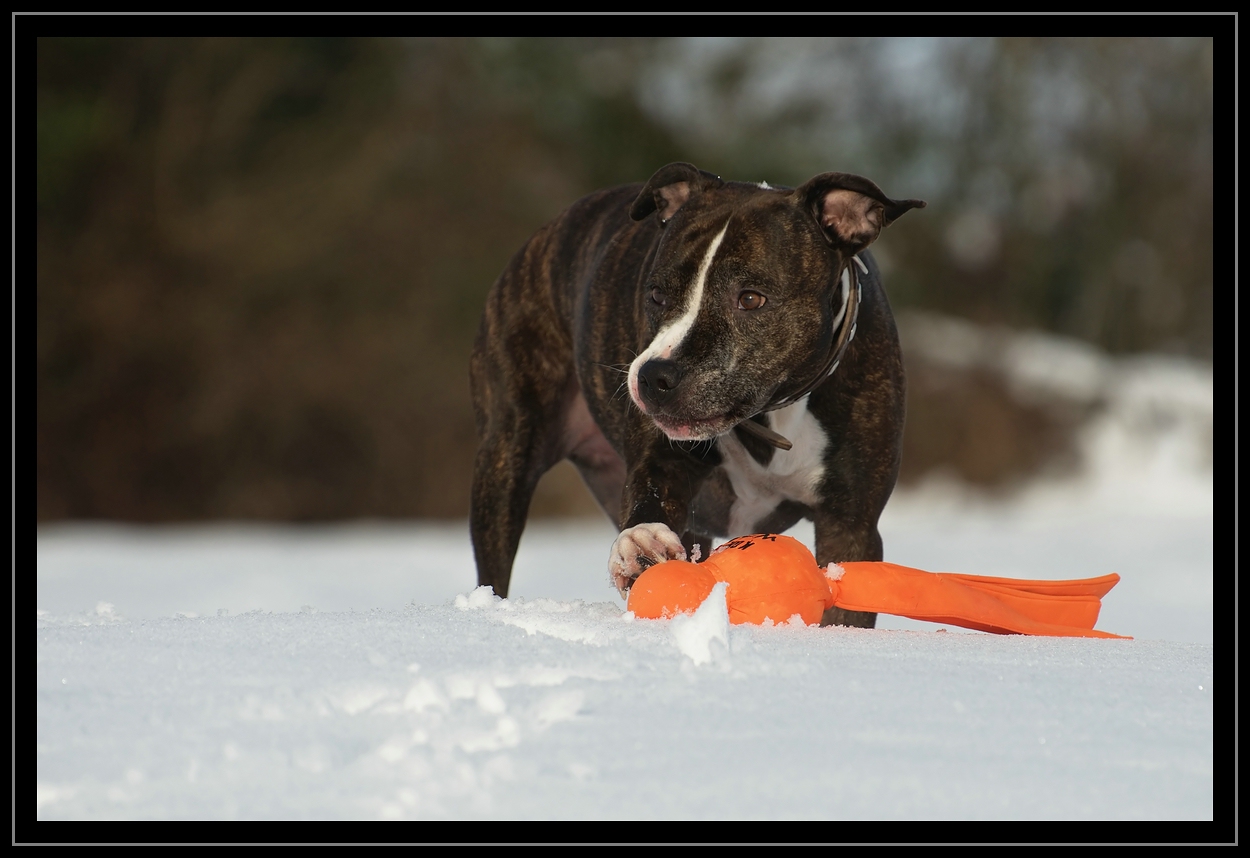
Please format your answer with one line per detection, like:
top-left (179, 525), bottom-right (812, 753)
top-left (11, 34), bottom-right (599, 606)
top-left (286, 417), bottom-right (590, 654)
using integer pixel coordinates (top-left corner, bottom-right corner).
top-left (455, 585), bottom-right (500, 611)
top-left (669, 581), bottom-right (730, 666)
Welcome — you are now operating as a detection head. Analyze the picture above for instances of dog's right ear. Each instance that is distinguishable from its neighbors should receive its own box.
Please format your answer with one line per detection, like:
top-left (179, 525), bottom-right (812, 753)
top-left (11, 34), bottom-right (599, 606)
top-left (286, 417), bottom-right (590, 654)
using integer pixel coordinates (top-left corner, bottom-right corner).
top-left (798, 172), bottom-right (926, 254)
top-left (630, 163), bottom-right (723, 223)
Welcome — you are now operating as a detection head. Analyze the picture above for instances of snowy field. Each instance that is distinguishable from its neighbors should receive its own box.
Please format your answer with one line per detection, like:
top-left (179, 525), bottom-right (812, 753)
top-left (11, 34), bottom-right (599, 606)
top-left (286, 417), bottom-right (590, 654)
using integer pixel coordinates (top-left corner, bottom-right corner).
top-left (35, 348), bottom-right (1215, 822)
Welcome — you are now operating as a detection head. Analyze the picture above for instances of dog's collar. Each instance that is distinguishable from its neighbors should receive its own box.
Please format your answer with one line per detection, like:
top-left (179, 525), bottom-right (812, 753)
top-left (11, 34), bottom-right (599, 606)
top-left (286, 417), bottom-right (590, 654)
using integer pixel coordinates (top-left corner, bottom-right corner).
top-left (736, 255), bottom-right (865, 452)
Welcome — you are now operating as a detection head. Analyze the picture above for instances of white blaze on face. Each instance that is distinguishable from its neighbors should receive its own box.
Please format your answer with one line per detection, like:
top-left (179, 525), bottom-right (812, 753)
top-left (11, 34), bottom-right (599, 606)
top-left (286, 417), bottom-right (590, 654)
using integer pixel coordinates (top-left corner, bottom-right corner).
top-left (628, 220), bottom-right (731, 412)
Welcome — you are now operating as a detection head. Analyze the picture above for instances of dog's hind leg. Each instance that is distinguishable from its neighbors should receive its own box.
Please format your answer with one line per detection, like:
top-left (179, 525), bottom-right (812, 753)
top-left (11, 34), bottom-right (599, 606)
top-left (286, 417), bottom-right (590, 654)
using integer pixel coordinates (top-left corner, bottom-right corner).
top-left (469, 366), bottom-right (572, 598)
top-left (470, 419), bottom-right (556, 599)
top-left (469, 258), bottom-right (572, 599)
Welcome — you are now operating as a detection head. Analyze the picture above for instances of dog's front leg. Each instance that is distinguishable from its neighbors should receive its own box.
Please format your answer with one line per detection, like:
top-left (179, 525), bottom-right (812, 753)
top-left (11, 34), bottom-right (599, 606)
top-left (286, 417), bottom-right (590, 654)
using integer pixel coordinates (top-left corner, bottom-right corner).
top-left (813, 509), bottom-right (884, 629)
top-left (609, 448), bottom-right (709, 596)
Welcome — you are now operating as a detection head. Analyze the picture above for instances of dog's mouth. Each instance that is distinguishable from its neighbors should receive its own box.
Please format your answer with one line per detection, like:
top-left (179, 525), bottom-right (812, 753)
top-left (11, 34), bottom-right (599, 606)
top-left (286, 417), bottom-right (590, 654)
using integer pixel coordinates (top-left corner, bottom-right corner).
top-left (629, 369), bottom-right (790, 446)
top-left (650, 410), bottom-right (793, 450)
top-left (629, 373), bottom-right (744, 441)
top-left (649, 411), bottom-right (743, 442)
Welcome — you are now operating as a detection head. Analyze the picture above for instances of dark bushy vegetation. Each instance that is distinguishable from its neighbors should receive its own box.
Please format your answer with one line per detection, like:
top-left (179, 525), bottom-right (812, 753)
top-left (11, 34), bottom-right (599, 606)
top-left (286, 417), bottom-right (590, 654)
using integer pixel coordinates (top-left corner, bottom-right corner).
top-left (36, 37), bottom-right (1214, 521)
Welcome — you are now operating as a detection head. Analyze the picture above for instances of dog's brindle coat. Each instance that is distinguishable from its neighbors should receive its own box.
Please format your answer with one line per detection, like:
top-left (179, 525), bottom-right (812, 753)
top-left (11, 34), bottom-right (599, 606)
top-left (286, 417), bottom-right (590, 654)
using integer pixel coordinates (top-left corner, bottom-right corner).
top-left (470, 163), bottom-right (923, 627)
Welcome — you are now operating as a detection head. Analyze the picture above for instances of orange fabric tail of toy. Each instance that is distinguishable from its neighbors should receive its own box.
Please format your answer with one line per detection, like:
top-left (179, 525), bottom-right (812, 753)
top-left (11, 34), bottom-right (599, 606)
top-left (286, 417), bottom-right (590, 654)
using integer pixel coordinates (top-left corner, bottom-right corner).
top-left (830, 562), bottom-right (1130, 639)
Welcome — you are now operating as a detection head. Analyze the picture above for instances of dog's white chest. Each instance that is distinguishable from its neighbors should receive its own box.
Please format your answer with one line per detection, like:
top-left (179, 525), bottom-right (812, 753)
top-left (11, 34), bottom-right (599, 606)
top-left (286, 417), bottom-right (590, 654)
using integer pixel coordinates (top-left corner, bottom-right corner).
top-left (717, 397), bottom-right (828, 535)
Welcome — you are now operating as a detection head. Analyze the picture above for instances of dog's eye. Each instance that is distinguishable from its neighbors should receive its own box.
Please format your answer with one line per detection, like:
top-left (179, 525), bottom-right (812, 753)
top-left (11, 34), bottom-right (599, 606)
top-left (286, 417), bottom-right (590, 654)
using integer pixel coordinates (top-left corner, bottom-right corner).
top-left (737, 290), bottom-right (767, 311)
top-left (649, 288), bottom-right (667, 307)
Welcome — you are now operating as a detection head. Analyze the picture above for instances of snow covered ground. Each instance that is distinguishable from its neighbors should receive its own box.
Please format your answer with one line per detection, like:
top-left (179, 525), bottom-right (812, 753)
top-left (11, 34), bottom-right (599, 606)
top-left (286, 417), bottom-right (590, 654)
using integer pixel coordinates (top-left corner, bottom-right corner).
top-left (35, 344), bottom-right (1215, 822)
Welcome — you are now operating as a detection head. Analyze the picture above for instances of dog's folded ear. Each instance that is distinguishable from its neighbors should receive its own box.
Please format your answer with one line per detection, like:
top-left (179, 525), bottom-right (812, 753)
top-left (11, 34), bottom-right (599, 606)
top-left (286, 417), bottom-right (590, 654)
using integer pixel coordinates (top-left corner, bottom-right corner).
top-left (799, 173), bottom-right (926, 254)
top-left (630, 162), bottom-right (724, 224)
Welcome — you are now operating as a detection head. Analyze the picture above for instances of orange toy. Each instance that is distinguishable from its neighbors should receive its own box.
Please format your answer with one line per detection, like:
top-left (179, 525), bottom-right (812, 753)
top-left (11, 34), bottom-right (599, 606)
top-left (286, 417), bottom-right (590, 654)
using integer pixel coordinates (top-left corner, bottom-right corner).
top-left (626, 534), bottom-right (1130, 639)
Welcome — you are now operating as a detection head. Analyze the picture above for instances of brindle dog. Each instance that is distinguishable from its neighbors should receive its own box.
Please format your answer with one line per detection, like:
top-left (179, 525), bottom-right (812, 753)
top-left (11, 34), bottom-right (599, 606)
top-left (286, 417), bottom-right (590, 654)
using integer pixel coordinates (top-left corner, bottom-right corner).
top-left (470, 162), bottom-right (923, 626)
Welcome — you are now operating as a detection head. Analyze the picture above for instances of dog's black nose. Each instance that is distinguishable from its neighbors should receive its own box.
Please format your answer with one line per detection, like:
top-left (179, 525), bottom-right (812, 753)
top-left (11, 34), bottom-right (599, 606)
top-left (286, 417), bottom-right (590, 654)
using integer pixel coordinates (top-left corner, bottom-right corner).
top-left (638, 358), bottom-right (684, 408)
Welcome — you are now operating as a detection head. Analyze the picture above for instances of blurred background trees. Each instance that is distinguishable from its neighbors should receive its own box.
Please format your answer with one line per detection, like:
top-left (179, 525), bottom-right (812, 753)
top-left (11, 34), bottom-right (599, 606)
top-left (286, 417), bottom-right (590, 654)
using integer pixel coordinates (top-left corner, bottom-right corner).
top-left (36, 37), bottom-right (1214, 523)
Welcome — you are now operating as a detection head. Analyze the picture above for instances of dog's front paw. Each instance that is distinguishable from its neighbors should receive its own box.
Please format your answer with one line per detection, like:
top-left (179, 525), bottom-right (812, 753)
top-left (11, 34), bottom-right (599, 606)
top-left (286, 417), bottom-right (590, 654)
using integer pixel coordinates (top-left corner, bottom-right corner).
top-left (610, 522), bottom-right (687, 596)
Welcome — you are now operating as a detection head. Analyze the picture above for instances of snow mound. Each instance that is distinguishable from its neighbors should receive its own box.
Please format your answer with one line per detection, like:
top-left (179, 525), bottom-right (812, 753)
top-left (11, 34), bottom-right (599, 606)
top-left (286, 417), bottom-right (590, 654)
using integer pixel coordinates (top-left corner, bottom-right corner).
top-left (669, 581), bottom-right (730, 665)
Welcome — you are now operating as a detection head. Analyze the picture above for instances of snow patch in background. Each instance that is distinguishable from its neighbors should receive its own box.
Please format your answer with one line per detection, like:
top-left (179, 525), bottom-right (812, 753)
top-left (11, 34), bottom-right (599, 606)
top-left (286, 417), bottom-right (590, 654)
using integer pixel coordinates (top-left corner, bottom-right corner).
top-left (897, 311), bottom-right (1212, 517)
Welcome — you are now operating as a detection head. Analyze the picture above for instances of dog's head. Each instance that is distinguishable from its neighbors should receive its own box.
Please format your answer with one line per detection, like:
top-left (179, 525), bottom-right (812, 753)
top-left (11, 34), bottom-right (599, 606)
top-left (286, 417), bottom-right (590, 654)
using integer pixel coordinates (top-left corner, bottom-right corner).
top-left (626, 162), bottom-right (924, 441)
